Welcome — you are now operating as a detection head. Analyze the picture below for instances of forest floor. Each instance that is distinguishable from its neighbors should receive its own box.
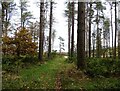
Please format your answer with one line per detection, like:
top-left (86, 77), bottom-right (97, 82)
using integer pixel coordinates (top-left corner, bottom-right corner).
top-left (2, 56), bottom-right (120, 90)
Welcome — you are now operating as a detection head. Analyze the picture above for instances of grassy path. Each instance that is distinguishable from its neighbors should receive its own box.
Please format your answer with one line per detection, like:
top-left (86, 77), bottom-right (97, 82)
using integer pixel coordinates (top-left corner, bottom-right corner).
top-left (3, 56), bottom-right (74, 89)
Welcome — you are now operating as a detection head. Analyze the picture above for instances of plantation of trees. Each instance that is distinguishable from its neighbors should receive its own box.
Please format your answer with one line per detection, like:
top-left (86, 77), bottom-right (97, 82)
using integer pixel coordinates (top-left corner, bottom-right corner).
top-left (1, 0), bottom-right (120, 90)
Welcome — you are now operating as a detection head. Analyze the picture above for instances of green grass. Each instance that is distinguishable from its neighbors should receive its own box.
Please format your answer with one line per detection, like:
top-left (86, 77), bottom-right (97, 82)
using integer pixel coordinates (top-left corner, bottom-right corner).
top-left (2, 56), bottom-right (120, 89)
top-left (2, 56), bottom-right (74, 89)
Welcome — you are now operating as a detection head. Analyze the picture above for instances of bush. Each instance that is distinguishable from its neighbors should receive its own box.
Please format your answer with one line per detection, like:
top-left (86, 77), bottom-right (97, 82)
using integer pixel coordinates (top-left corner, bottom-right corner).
top-left (86, 58), bottom-right (120, 77)
top-left (51, 50), bottom-right (58, 58)
top-left (21, 55), bottom-right (38, 63)
top-left (2, 55), bottom-right (39, 72)
top-left (2, 55), bottom-right (21, 73)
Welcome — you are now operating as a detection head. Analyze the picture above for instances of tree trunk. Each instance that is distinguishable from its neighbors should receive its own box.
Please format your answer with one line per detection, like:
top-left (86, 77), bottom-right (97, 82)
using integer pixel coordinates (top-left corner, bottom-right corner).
top-left (118, 2), bottom-right (120, 59)
top-left (118, 31), bottom-right (120, 59)
top-left (48, 1), bottom-right (53, 59)
top-left (5, 9), bottom-right (8, 36)
top-left (89, 2), bottom-right (92, 58)
top-left (2, 3), bottom-right (4, 33)
top-left (39, 1), bottom-right (44, 61)
top-left (71, 2), bottom-right (74, 58)
top-left (110, 3), bottom-right (114, 58)
top-left (21, 1), bottom-right (23, 28)
top-left (93, 41), bottom-right (95, 57)
top-left (77, 2), bottom-right (86, 70)
top-left (113, 2), bottom-right (117, 59)
top-left (96, 7), bottom-right (101, 58)
top-left (68, 7), bottom-right (71, 58)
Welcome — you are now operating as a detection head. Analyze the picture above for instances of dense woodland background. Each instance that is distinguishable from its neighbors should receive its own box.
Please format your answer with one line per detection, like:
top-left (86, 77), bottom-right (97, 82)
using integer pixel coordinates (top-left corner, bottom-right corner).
top-left (1, 0), bottom-right (120, 90)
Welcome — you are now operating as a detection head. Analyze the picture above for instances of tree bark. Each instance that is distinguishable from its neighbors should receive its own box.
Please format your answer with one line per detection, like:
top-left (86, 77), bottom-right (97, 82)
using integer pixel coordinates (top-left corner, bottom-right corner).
top-left (71, 2), bottom-right (74, 58)
top-left (113, 2), bottom-right (117, 59)
top-left (118, 2), bottom-right (120, 59)
top-left (118, 31), bottom-right (120, 59)
top-left (77, 2), bottom-right (86, 70)
top-left (89, 2), bottom-right (92, 58)
top-left (110, 3), bottom-right (114, 58)
top-left (39, 1), bottom-right (44, 61)
top-left (48, 1), bottom-right (53, 59)
top-left (68, 5), bottom-right (71, 58)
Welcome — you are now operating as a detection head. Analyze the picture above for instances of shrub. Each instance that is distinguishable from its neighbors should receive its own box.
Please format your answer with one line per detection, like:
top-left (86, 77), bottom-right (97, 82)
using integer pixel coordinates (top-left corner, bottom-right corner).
top-left (51, 50), bottom-right (58, 58)
top-left (86, 58), bottom-right (120, 77)
top-left (2, 55), bottom-right (39, 72)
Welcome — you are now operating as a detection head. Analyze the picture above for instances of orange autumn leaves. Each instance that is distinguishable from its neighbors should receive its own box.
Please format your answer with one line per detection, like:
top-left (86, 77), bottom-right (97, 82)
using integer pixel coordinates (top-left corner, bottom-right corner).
top-left (2, 28), bottom-right (37, 55)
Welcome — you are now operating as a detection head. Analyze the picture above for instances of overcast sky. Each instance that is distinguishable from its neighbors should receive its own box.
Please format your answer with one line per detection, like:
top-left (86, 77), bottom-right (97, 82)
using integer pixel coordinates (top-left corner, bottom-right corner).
top-left (4, 0), bottom-right (120, 52)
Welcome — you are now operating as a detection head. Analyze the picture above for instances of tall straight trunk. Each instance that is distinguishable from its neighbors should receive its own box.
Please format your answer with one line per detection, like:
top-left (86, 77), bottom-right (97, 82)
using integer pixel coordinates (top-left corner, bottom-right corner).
top-left (42, 23), bottom-right (45, 57)
top-left (92, 33), bottom-right (95, 57)
top-left (118, 2), bottom-right (120, 59)
top-left (71, 2), bottom-right (74, 58)
top-left (96, 8), bottom-right (100, 58)
top-left (110, 4), bottom-right (114, 57)
top-left (103, 18), bottom-right (106, 58)
top-left (89, 3), bottom-right (92, 58)
top-left (93, 41), bottom-right (95, 57)
top-left (21, 1), bottom-right (23, 28)
top-left (103, 31), bottom-right (105, 58)
top-left (48, 1), bottom-right (53, 59)
top-left (68, 7), bottom-right (71, 57)
top-left (2, 3), bottom-right (4, 33)
top-left (77, 2), bottom-right (86, 70)
top-left (96, 8), bottom-right (99, 57)
top-left (118, 31), bottom-right (120, 59)
top-left (39, 1), bottom-right (44, 61)
top-left (113, 2), bottom-right (117, 59)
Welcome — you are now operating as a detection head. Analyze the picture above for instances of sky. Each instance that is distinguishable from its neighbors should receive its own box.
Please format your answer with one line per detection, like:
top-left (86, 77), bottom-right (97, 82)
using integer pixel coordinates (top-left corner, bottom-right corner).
top-left (2, 0), bottom-right (120, 52)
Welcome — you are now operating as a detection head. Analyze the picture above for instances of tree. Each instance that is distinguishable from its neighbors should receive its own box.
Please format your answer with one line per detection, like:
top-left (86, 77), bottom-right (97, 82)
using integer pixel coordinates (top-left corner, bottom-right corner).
top-left (77, 2), bottom-right (86, 70)
top-left (48, 1), bottom-right (53, 59)
top-left (1, 1), bottom-right (16, 55)
top-left (2, 35), bottom-right (15, 55)
top-left (109, 2), bottom-right (114, 56)
top-left (2, 2), bottom-right (16, 36)
top-left (92, 33), bottom-right (95, 57)
top-left (58, 36), bottom-right (65, 54)
top-left (113, 1), bottom-right (117, 59)
top-left (39, 0), bottom-right (44, 61)
top-left (2, 28), bottom-right (37, 56)
top-left (51, 29), bottom-right (56, 50)
top-left (88, 2), bottom-right (93, 58)
top-left (19, 0), bottom-right (32, 28)
top-left (118, 2), bottom-right (120, 59)
top-left (71, 1), bottom-right (75, 58)
top-left (64, 2), bottom-right (72, 59)
top-left (103, 18), bottom-right (110, 57)
top-left (93, 2), bottom-right (106, 58)
top-left (28, 21), bottom-right (39, 43)
top-left (14, 28), bottom-right (37, 56)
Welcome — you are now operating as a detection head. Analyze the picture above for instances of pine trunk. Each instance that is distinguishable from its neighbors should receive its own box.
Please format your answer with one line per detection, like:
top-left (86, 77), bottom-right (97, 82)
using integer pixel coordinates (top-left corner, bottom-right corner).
top-left (77, 2), bottom-right (86, 70)
top-left (89, 2), bottom-right (92, 58)
top-left (48, 1), bottom-right (53, 59)
top-left (113, 2), bottom-right (117, 59)
top-left (39, 1), bottom-right (44, 61)
top-left (71, 2), bottom-right (74, 58)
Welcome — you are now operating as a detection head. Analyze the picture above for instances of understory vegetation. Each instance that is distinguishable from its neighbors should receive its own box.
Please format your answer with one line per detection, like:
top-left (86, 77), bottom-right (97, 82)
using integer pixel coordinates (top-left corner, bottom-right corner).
top-left (2, 55), bottom-right (120, 89)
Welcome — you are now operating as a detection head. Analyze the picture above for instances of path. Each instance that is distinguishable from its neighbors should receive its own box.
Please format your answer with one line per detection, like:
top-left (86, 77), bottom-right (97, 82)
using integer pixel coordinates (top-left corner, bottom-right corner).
top-left (19, 56), bottom-right (73, 89)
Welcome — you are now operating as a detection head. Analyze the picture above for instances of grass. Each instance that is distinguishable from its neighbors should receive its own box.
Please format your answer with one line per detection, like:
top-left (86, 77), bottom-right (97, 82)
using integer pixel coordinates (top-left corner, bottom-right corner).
top-left (2, 56), bottom-right (120, 90)
top-left (2, 56), bottom-right (74, 89)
